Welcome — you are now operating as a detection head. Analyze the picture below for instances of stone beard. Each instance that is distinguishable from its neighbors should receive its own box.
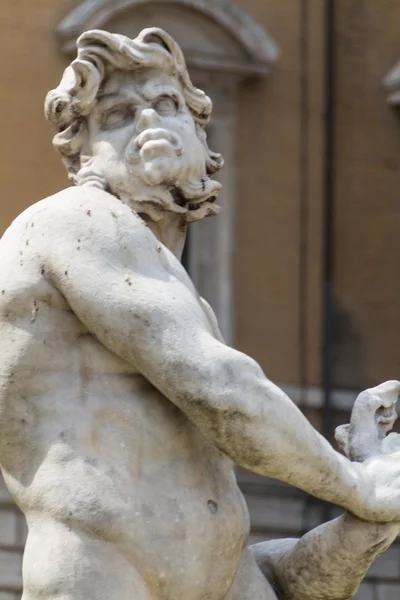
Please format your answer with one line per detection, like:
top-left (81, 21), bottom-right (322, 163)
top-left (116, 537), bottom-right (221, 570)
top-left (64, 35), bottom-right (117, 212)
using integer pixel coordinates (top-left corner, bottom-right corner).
top-left (45, 28), bottom-right (223, 223)
top-left (81, 69), bottom-right (219, 223)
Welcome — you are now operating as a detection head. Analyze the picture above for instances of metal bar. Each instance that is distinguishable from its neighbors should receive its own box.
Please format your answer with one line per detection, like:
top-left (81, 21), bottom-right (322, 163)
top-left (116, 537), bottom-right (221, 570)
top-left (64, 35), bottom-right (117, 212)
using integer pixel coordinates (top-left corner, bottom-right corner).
top-left (322, 0), bottom-right (335, 443)
top-left (299, 0), bottom-right (309, 404)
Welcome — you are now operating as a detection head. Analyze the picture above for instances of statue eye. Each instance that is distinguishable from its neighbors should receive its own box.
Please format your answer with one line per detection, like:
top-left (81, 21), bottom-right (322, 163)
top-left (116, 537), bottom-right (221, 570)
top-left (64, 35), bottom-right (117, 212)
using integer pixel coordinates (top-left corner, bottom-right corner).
top-left (153, 95), bottom-right (179, 116)
top-left (102, 106), bottom-right (132, 129)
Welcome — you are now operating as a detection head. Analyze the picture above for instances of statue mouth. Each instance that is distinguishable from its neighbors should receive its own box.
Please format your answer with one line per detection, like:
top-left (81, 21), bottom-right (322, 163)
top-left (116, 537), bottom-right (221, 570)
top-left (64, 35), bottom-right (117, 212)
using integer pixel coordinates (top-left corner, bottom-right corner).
top-left (134, 128), bottom-right (184, 156)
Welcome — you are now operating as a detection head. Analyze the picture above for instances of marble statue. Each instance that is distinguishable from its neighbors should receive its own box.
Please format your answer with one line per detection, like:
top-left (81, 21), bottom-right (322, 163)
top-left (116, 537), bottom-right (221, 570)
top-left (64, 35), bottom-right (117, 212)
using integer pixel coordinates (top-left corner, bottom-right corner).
top-left (0, 27), bottom-right (400, 600)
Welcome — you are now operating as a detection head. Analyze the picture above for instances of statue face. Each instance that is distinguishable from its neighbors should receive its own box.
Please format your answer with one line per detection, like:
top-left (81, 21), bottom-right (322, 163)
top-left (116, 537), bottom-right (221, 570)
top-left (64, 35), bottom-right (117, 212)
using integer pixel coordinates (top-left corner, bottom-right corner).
top-left (85, 69), bottom-right (208, 204)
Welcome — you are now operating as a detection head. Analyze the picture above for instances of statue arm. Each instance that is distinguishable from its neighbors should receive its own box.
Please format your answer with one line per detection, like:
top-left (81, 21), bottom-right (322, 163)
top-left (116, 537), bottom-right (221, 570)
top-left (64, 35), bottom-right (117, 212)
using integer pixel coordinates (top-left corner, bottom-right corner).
top-left (252, 382), bottom-right (400, 599)
top-left (38, 189), bottom-right (397, 521)
top-left (252, 515), bottom-right (398, 600)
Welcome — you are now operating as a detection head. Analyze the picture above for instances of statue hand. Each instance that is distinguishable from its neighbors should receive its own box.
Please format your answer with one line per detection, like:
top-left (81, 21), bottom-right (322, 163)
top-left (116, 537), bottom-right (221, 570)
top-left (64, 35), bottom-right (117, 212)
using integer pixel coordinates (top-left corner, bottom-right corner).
top-left (335, 380), bottom-right (400, 462)
top-left (352, 451), bottom-right (400, 521)
top-left (335, 380), bottom-right (400, 521)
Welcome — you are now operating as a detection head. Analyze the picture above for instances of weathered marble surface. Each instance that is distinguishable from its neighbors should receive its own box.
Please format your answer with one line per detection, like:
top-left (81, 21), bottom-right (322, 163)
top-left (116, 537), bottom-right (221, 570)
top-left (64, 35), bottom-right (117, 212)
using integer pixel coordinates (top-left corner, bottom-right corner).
top-left (0, 27), bottom-right (400, 600)
top-left (254, 381), bottom-right (400, 599)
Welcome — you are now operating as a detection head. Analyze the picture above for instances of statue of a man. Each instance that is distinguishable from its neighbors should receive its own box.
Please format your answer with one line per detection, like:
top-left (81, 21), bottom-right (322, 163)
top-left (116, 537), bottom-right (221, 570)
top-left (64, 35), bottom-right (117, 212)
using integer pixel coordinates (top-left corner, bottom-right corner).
top-left (0, 27), bottom-right (400, 600)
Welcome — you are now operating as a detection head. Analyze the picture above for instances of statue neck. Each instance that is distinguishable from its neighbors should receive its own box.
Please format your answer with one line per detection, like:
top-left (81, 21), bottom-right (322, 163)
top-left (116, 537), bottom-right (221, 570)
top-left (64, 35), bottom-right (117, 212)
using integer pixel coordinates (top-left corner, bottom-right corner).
top-left (140, 212), bottom-right (188, 261)
top-left (109, 186), bottom-right (189, 261)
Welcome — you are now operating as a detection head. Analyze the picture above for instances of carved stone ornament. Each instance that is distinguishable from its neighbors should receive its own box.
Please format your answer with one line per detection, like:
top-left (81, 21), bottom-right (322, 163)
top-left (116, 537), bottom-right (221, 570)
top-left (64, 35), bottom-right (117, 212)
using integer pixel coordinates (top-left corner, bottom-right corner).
top-left (1, 26), bottom-right (400, 600)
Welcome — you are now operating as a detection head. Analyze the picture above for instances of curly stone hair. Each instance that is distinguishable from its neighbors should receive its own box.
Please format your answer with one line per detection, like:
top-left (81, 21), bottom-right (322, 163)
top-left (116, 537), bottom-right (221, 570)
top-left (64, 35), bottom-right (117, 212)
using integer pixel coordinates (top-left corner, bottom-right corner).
top-left (45, 27), bottom-right (223, 189)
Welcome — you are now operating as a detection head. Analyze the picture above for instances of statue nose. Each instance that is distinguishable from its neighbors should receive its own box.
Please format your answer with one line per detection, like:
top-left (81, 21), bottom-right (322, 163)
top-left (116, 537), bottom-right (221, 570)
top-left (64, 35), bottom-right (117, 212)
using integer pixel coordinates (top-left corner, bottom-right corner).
top-left (136, 108), bottom-right (161, 132)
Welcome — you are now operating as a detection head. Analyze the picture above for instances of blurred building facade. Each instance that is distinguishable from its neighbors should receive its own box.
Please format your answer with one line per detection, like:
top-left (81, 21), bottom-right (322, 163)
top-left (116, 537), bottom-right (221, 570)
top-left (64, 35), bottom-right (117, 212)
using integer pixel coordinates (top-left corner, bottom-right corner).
top-left (0, 0), bottom-right (400, 598)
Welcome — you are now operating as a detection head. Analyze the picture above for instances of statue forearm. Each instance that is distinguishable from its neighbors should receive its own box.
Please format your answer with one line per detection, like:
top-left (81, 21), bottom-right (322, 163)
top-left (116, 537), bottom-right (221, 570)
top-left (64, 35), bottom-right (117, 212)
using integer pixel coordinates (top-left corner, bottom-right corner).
top-left (254, 380), bottom-right (400, 600)
top-left (252, 514), bottom-right (399, 600)
top-left (188, 369), bottom-right (363, 515)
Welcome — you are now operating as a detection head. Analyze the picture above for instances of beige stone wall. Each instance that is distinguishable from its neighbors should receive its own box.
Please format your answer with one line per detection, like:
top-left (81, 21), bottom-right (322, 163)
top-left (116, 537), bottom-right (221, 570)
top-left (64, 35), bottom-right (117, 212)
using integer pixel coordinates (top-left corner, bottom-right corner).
top-left (235, 0), bottom-right (400, 392)
top-left (235, 0), bottom-right (325, 387)
top-left (0, 1), bottom-right (71, 233)
top-left (333, 0), bottom-right (400, 389)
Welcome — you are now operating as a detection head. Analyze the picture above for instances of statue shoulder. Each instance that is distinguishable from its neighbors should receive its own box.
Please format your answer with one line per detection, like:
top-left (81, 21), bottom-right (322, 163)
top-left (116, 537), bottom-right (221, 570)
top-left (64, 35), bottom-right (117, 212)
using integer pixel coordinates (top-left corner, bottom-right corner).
top-left (4, 186), bottom-right (110, 231)
top-left (7, 186), bottom-right (148, 248)
top-left (32, 186), bottom-right (124, 223)
top-left (2, 187), bottom-right (160, 279)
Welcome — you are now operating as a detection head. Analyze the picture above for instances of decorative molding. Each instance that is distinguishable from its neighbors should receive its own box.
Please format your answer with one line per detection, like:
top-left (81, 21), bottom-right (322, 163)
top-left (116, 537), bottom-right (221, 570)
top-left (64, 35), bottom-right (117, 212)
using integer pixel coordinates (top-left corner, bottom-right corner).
top-left (383, 61), bottom-right (400, 105)
top-left (56, 0), bottom-right (279, 75)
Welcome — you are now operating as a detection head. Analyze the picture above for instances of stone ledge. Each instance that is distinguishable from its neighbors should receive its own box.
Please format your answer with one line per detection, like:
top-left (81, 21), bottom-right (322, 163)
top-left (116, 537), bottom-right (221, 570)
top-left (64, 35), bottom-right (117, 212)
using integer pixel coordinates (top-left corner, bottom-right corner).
top-left (0, 550), bottom-right (22, 590)
top-left (367, 547), bottom-right (400, 580)
top-left (353, 582), bottom-right (374, 600)
top-left (279, 382), bottom-right (357, 411)
top-left (0, 511), bottom-right (19, 548)
top-left (0, 479), bottom-right (13, 506)
top-left (0, 592), bottom-right (21, 600)
top-left (375, 583), bottom-right (400, 600)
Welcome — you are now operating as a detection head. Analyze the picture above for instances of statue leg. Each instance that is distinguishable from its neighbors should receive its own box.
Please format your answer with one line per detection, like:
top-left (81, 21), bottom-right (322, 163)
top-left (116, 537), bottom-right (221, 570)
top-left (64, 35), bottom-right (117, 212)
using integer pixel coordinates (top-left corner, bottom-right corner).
top-left (229, 548), bottom-right (279, 600)
top-left (250, 515), bottom-right (398, 600)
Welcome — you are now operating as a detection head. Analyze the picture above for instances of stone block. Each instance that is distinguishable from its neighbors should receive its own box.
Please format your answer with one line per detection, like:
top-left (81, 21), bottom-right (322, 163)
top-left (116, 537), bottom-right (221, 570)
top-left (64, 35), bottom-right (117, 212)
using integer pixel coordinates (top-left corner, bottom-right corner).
top-left (0, 478), bottom-right (13, 505)
top-left (353, 582), bottom-right (375, 600)
top-left (0, 550), bottom-right (22, 589)
top-left (246, 493), bottom-right (304, 535)
top-left (0, 510), bottom-right (18, 547)
top-left (17, 514), bottom-right (28, 546)
top-left (376, 583), bottom-right (400, 600)
top-left (367, 546), bottom-right (400, 580)
top-left (0, 593), bottom-right (20, 600)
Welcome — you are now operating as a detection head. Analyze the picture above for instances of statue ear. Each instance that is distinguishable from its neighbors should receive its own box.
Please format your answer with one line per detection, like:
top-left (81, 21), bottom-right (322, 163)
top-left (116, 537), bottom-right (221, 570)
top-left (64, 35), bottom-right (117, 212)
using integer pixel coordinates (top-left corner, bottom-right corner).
top-left (335, 424), bottom-right (351, 458)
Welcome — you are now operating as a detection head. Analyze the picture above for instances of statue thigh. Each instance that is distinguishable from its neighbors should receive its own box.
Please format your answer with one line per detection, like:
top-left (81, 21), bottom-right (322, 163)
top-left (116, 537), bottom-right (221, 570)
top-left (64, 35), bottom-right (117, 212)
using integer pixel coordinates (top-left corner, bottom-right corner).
top-left (229, 549), bottom-right (278, 600)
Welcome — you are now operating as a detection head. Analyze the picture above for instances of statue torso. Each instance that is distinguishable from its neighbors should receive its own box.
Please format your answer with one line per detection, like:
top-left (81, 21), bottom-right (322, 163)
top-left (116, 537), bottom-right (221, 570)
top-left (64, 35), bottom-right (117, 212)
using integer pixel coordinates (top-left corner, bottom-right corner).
top-left (0, 195), bottom-right (250, 600)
